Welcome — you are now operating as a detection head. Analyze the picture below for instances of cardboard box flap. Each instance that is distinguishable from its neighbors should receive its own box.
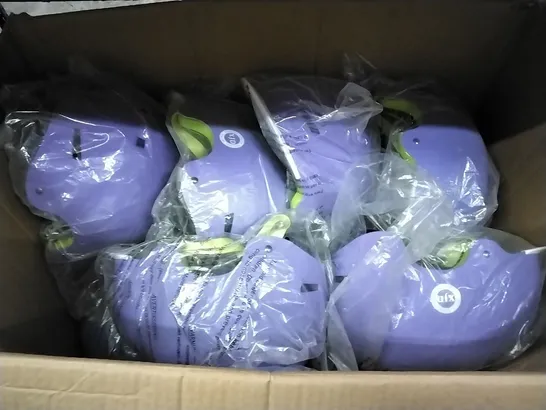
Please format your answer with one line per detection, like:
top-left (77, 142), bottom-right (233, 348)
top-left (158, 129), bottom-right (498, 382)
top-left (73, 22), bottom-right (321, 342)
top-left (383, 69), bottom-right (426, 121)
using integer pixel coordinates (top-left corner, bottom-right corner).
top-left (0, 355), bottom-right (271, 410)
top-left (484, 6), bottom-right (546, 143)
top-left (2, 355), bottom-right (546, 410)
top-left (488, 9), bottom-right (546, 244)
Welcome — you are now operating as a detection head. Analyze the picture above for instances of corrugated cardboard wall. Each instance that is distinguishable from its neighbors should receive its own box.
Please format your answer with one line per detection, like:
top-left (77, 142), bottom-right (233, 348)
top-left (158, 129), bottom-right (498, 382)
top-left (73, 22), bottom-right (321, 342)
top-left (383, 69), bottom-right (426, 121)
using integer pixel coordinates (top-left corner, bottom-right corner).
top-left (2, 2), bottom-right (525, 111)
top-left (0, 151), bottom-right (77, 356)
top-left (2, 355), bottom-right (546, 410)
top-left (488, 8), bottom-right (546, 246)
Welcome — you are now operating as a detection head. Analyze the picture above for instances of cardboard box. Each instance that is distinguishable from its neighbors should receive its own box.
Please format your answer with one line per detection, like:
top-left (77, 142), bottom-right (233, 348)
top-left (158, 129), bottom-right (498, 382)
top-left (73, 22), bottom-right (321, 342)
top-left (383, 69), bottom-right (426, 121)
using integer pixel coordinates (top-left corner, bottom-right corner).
top-left (1, 1), bottom-right (546, 409)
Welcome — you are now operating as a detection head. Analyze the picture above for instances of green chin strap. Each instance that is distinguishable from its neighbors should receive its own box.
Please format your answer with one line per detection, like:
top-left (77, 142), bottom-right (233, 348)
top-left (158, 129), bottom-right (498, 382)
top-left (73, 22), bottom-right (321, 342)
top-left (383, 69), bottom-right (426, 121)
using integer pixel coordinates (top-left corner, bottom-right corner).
top-left (44, 224), bottom-right (74, 251)
top-left (391, 130), bottom-right (415, 166)
top-left (380, 97), bottom-right (422, 124)
top-left (178, 214), bottom-right (292, 269)
top-left (290, 188), bottom-right (304, 209)
top-left (379, 97), bottom-right (422, 166)
top-left (180, 237), bottom-right (244, 258)
top-left (428, 239), bottom-right (473, 269)
top-left (48, 235), bottom-right (74, 251)
top-left (256, 214), bottom-right (291, 238)
top-left (170, 112), bottom-right (214, 159)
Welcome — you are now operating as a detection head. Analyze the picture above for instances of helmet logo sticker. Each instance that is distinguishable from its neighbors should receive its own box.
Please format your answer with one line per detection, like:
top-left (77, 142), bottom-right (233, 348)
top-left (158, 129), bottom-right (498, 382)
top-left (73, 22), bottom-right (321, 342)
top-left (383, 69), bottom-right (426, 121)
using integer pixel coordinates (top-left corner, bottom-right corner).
top-left (430, 284), bottom-right (462, 314)
top-left (219, 130), bottom-right (245, 149)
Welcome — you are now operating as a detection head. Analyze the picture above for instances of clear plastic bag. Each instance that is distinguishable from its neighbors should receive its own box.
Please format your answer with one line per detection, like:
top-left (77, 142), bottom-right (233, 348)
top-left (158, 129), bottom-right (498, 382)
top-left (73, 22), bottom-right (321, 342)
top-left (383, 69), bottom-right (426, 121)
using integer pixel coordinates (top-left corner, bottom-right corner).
top-left (148, 92), bottom-right (287, 239)
top-left (343, 54), bottom-right (499, 233)
top-left (100, 211), bottom-right (330, 369)
top-left (242, 75), bottom-right (382, 221)
top-left (0, 76), bottom-right (179, 311)
top-left (328, 151), bottom-right (455, 370)
top-left (331, 153), bottom-right (457, 259)
top-left (326, 56), bottom-right (528, 371)
top-left (76, 272), bottom-right (140, 360)
top-left (80, 307), bottom-right (140, 361)
top-left (2, 78), bottom-right (178, 257)
top-left (331, 228), bottom-right (546, 371)
top-left (45, 250), bottom-right (97, 318)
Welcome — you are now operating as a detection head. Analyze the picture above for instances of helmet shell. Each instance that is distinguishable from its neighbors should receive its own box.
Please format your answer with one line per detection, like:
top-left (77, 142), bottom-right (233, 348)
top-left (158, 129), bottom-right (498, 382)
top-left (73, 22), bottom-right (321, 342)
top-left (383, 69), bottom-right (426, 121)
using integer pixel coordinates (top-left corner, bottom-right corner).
top-left (379, 85), bottom-right (496, 229)
top-left (7, 87), bottom-right (178, 256)
top-left (334, 231), bottom-right (543, 370)
top-left (106, 236), bottom-right (327, 367)
top-left (166, 97), bottom-right (287, 236)
top-left (245, 76), bottom-right (380, 218)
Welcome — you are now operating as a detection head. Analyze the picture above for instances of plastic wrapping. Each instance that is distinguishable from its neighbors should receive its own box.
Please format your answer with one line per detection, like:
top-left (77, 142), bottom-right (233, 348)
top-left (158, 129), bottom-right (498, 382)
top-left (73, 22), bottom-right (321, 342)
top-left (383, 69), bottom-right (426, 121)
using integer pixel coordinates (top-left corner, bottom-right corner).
top-left (0, 77), bottom-right (179, 313)
top-left (242, 75), bottom-right (382, 220)
top-left (343, 54), bottom-right (499, 234)
top-left (331, 228), bottom-right (545, 371)
top-left (324, 57), bottom-right (509, 370)
top-left (328, 151), bottom-right (456, 370)
top-left (331, 153), bottom-right (456, 259)
top-left (100, 212), bottom-right (329, 368)
top-left (78, 280), bottom-right (140, 360)
top-left (51, 258), bottom-right (139, 360)
top-left (149, 92), bottom-right (287, 239)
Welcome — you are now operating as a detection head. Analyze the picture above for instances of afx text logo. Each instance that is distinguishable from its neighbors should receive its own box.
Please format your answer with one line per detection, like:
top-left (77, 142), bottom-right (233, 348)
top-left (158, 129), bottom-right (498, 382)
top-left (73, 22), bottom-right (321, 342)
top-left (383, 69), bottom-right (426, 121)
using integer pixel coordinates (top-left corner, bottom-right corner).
top-left (219, 130), bottom-right (245, 148)
top-left (430, 284), bottom-right (461, 314)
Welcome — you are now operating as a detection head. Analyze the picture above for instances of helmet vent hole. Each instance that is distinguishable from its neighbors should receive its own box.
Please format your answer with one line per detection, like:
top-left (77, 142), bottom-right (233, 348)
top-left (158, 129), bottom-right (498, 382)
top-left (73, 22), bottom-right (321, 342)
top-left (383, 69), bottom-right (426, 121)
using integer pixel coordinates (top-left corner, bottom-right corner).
top-left (35, 187), bottom-right (43, 195)
top-left (34, 120), bottom-right (46, 137)
top-left (224, 213), bottom-right (234, 233)
top-left (301, 283), bottom-right (318, 292)
top-left (72, 129), bottom-right (82, 160)
top-left (136, 137), bottom-right (146, 148)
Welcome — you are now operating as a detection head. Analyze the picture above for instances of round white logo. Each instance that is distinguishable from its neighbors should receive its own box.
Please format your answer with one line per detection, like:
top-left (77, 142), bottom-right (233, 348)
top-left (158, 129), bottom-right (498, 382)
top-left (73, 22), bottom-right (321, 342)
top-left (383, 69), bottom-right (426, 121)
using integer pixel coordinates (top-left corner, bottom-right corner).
top-left (219, 130), bottom-right (245, 148)
top-left (430, 284), bottom-right (461, 314)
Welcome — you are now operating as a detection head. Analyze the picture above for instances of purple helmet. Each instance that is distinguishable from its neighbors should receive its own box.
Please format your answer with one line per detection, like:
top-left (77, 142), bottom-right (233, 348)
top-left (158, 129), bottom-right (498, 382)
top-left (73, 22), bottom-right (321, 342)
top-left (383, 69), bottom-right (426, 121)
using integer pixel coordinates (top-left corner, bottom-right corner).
top-left (243, 76), bottom-right (381, 219)
top-left (4, 85), bottom-right (178, 257)
top-left (377, 84), bottom-right (497, 230)
top-left (333, 230), bottom-right (544, 370)
top-left (159, 95), bottom-right (287, 236)
top-left (103, 214), bottom-right (327, 367)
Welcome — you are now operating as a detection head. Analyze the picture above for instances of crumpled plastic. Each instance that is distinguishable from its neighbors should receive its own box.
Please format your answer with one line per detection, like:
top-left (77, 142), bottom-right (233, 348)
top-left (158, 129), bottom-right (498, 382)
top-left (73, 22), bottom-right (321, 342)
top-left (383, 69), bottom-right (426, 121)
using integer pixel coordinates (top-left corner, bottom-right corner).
top-left (243, 75), bottom-right (382, 221)
top-left (100, 211), bottom-right (331, 369)
top-left (329, 227), bottom-right (546, 371)
top-left (148, 91), bottom-right (287, 239)
top-left (0, 75), bottom-right (178, 317)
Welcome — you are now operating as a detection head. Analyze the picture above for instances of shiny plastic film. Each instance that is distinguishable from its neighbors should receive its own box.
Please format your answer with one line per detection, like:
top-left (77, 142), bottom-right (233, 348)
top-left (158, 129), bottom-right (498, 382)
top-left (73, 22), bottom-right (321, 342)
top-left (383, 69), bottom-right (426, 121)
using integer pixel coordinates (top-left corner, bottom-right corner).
top-left (0, 77), bottom-right (178, 313)
top-left (100, 212), bottom-right (330, 369)
top-left (77, 274), bottom-right (140, 360)
top-left (328, 151), bottom-right (456, 370)
top-left (331, 228), bottom-right (546, 371)
top-left (331, 152), bottom-right (457, 259)
top-left (342, 53), bottom-right (499, 234)
top-left (242, 75), bottom-right (382, 221)
top-left (327, 55), bottom-right (536, 371)
top-left (149, 92), bottom-right (287, 239)
top-left (328, 233), bottom-right (413, 370)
